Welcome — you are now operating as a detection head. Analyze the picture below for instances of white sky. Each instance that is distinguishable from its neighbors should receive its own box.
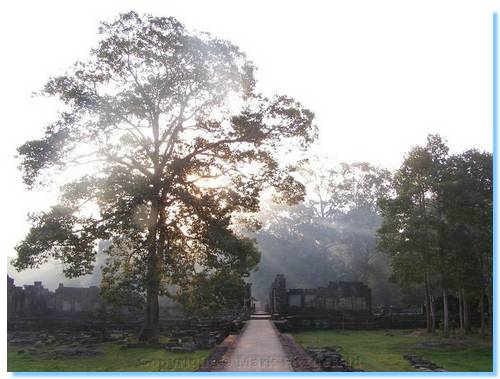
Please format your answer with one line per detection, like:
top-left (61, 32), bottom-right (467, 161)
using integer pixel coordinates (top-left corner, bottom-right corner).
top-left (0, 0), bottom-right (497, 286)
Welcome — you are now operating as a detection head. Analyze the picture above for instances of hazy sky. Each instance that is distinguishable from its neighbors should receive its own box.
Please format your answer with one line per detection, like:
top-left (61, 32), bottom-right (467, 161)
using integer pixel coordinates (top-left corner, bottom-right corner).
top-left (1, 0), bottom-right (496, 286)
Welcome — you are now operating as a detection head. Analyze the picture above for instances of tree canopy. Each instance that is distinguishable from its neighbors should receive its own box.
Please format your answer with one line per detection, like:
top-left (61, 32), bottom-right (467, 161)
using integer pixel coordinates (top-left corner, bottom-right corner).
top-left (378, 135), bottom-right (492, 335)
top-left (14, 11), bottom-right (317, 341)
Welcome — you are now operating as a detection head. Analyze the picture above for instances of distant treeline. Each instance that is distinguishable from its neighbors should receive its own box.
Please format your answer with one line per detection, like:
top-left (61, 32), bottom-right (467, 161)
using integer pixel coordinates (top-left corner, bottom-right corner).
top-left (248, 157), bottom-right (398, 306)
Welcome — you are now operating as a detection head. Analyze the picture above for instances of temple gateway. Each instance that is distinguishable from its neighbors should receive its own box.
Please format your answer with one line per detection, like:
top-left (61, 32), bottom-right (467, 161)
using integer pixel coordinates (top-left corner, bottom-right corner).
top-left (269, 274), bottom-right (372, 315)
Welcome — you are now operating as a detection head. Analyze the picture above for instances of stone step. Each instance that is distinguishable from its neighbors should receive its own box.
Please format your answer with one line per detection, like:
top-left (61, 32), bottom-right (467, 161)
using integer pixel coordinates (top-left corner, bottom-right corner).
top-left (250, 314), bottom-right (271, 320)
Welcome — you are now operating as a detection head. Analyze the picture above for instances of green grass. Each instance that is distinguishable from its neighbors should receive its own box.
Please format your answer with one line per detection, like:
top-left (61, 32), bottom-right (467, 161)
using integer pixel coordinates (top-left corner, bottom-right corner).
top-left (418, 344), bottom-right (492, 373)
top-left (8, 343), bottom-right (211, 372)
top-left (291, 329), bottom-right (492, 372)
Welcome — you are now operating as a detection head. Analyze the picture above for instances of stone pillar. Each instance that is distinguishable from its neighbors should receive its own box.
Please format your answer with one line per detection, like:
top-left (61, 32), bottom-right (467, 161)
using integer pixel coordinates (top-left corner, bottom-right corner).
top-left (367, 287), bottom-right (372, 314)
top-left (270, 274), bottom-right (287, 315)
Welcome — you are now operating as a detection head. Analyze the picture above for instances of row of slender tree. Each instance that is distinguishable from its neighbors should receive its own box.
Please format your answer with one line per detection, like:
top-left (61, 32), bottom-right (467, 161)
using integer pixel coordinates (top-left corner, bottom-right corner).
top-left (377, 135), bottom-right (492, 336)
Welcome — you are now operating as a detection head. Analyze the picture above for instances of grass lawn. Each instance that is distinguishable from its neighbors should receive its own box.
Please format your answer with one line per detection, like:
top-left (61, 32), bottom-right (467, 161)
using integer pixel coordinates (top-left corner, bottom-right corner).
top-left (8, 343), bottom-right (211, 372)
top-left (291, 329), bottom-right (492, 372)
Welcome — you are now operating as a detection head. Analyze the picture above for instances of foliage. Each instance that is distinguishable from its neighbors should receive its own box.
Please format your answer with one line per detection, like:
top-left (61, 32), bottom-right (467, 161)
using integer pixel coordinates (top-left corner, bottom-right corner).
top-left (377, 134), bottom-right (492, 333)
top-left (378, 135), bottom-right (447, 285)
top-left (14, 11), bottom-right (316, 340)
top-left (175, 270), bottom-right (252, 316)
top-left (439, 150), bottom-right (493, 294)
top-left (249, 161), bottom-right (400, 305)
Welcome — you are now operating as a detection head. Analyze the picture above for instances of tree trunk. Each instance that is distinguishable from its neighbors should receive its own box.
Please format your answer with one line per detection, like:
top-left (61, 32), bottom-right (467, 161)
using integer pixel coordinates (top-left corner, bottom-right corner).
top-left (462, 289), bottom-right (471, 334)
top-left (424, 272), bottom-right (436, 333)
top-left (488, 289), bottom-right (493, 336)
top-left (480, 248), bottom-right (492, 336)
top-left (430, 294), bottom-right (436, 334)
top-left (458, 290), bottom-right (464, 331)
top-left (443, 288), bottom-right (449, 337)
top-left (486, 254), bottom-right (493, 336)
top-left (139, 202), bottom-right (161, 343)
top-left (478, 247), bottom-right (492, 336)
top-left (480, 286), bottom-right (485, 338)
top-left (140, 283), bottom-right (160, 343)
top-left (424, 272), bottom-right (432, 333)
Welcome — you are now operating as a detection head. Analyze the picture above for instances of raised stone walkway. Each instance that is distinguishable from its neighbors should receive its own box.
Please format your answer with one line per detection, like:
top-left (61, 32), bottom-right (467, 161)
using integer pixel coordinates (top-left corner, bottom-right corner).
top-left (222, 314), bottom-right (293, 372)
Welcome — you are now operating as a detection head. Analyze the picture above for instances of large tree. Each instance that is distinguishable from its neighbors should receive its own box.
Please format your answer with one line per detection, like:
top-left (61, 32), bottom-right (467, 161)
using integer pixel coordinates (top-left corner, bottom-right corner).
top-left (14, 12), bottom-right (316, 342)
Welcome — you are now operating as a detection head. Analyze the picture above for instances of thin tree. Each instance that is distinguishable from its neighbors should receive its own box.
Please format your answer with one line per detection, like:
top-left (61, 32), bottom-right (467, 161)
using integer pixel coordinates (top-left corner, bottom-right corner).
top-left (378, 135), bottom-right (449, 334)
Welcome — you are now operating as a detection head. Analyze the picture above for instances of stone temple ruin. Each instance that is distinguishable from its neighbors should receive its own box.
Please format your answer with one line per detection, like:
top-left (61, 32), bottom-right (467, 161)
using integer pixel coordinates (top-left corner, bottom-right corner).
top-left (7, 275), bottom-right (251, 354)
top-left (7, 275), bottom-right (253, 320)
top-left (269, 274), bottom-right (372, 315)
top-left (7, 276), bottom-right (103, 318)
top-left (268, 274), bottom-right (426, 331)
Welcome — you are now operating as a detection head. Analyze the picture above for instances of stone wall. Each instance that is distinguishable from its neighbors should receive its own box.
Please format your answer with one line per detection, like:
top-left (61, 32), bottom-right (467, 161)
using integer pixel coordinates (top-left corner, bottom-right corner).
top-left (274, 314), bottom-right (426, 332)
top-left (54, 283), bottom-right (102, 314)
top-left (269, 274), bottom-right (288, 314)
top-left (8, 276), bottom-right (103, 319)
top-left (8, 275), bottom-right (253, 321)
top-left (269, 274), bottom-right (372, 315)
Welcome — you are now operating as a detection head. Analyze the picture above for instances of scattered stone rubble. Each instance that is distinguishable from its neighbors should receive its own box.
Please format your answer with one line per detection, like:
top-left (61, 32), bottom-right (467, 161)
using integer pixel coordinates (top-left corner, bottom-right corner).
top-left (9, 330), bottom-right (110, 360)
top-left (9, 329), bottom-right (131, 347)
top-left (305, 347), bottom-right (358, 372)
top-left (197, 334), bottom-right (239, 371)
top-left (9, 316), bottom-right (246, 359)
top-left (163, 332), bottom-right (218, 352)
top-left (278, 333), bottom-right (321, 371)
top-left (404, 354), bottom-right (447, 372)
top-left (160, 317), bottom-right (244, 352)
